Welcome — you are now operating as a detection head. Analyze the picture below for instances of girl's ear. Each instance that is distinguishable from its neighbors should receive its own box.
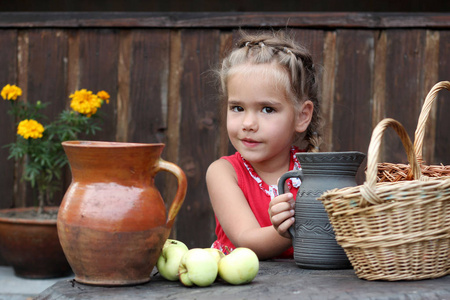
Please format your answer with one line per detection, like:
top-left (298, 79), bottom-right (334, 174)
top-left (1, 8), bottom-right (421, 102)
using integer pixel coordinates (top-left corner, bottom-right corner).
top-left (295, 100), bottom-right (314, 133)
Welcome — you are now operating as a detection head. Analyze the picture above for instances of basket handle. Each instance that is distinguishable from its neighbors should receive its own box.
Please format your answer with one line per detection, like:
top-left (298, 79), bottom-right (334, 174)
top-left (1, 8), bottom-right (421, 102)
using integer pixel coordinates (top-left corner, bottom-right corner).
top-left (361, 118), bottom-right (422, 206)
top-left (414, 81), bottom-right (450, 161)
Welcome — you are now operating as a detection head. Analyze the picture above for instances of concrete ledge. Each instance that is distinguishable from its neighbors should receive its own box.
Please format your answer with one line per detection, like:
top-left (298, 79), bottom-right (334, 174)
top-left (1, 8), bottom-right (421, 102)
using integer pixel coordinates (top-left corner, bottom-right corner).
top-left (0, 266), bottom-right (73, 300)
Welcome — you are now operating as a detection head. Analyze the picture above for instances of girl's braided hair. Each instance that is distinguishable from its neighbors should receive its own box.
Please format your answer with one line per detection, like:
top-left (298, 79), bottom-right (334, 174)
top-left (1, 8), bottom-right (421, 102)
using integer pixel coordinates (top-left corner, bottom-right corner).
top-left (219, 30), bottom-right (322, 152)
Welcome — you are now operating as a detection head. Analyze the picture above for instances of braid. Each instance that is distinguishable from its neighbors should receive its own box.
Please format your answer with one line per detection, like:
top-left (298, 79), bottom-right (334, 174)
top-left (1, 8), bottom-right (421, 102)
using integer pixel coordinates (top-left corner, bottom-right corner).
top-left (220, 30), bottom-right (323, 152)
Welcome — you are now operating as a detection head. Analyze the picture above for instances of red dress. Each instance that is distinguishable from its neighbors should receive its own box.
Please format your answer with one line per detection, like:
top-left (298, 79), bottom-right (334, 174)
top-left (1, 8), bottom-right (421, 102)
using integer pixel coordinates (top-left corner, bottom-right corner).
top-left (212, 147), bottom-right (302, 259)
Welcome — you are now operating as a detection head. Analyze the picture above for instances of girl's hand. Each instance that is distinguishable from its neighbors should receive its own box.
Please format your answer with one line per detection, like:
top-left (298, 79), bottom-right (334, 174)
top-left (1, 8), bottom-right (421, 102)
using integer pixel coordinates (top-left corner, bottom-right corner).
top-left (268, 193), bottom-right (295, 238)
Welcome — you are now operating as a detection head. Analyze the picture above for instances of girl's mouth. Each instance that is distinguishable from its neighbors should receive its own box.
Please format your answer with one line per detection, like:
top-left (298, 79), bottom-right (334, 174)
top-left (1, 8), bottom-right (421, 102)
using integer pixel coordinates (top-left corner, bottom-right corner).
top-left (241, 138), bottom-right (260, 148)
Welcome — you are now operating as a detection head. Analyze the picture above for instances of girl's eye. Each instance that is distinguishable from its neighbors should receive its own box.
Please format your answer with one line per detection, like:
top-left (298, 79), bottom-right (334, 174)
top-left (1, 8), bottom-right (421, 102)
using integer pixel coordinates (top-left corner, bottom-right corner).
top-left (230, 105), bottom-right (243, 112)
top-left (262, 107), bottom-right (275, 113)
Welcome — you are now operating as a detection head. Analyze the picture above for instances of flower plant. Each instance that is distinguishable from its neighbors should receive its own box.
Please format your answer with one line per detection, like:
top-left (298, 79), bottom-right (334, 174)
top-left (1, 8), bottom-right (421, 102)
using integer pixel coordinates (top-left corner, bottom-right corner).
top-left (1, 84), bottom-right (110, 214)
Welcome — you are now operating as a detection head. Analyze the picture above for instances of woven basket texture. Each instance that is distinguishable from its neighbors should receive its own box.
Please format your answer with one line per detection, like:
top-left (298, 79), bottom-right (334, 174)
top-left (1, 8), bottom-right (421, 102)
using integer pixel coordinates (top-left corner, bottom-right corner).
top-left (319, 118), bottom-right (450, 281)
top-left (377, 81), bottom-right (450, 183)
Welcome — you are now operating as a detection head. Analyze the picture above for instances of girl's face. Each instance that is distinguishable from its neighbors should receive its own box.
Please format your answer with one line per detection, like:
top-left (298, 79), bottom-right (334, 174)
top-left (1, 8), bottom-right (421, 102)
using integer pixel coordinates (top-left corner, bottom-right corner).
top-left (226, 64), bottom-right (310, 165)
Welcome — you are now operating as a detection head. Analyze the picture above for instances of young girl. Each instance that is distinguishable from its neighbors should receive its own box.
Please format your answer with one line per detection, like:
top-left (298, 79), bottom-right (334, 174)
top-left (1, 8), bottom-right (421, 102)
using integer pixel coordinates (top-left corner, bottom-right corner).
top-left (206, 31), bottom-right (322, 260)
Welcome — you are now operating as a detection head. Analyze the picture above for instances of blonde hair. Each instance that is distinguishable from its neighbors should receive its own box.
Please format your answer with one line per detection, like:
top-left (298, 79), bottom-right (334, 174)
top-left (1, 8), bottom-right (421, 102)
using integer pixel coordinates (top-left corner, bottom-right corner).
top-left (219, 31), bottom-right (322, 152)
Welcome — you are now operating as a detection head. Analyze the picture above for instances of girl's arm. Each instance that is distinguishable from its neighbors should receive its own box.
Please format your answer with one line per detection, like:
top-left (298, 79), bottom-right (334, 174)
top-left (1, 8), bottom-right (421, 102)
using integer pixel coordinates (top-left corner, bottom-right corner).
top-left (206, 158), bottom-right (292, 260)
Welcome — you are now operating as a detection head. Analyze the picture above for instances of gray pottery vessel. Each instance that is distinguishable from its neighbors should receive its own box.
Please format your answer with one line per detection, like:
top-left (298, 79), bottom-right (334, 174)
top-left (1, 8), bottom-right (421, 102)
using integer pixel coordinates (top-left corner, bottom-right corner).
top-left (278, 151), bottom-right (365, 269)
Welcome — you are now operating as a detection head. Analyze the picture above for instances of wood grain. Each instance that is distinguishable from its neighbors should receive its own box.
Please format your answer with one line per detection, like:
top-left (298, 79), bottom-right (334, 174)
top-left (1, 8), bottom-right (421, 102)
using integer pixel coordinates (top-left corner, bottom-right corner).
top-left (77, 29), bottom-right (119, 142)
top-left (116, 30), bottom-right (132, 143)
top-left (26, 29), bottom-right (69, 206)
top-left (0, 12), bottom-right (449, 29)
top-left (421, 30), bottom-right (440, 164)
top-left (0, 13), bottom-right (450, 254)
top-left (333, 29), bottom-right (373, 153)
top-left (435, 31), bottom-right (450, 166)
top-left (383, 30), bottom-right (425, 164)
top-left (175, 29), bottom-right (220, 248)
top-left (321, 31), bottom-right (337, 152)
top-left (0, 30), bottom-right (18, 210)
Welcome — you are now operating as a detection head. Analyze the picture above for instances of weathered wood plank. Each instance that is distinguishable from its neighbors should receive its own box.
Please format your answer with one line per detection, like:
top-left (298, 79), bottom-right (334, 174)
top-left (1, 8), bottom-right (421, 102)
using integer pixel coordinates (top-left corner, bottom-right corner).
top-left (116, 30), bottom-right (132, 143)
top-left (0, 29), bottom-right (18, 210)
top-left (420, 30), bottom-right (440, 164)
top-left (372, 30), bottom-right (387, 164)
top-left (217, 31), bottom-right (233, 158)
top-left (25, 29), bottom-right (69, 206)
top-left (125, 29), bottom-right (171, 224)
top-left (291, 29), bottom-right (326, 151)
top-left (14, 30), bottom-right (29, 207)
top-left (0, 12), bottom-right (449, 29)
top-left (434, 31), bottom-right (450, 166)
top-left (166, 29), bottom-right (182, 165)
top-left (383, 30), bottom-right (425, 164)
top-left (332, 30), bottom-right (374, 183)
top-left (77, 29), bottom-right (119, 142)
top-left (128, 29), bottom-right (170, 144)
top-left (27, 30), bottom-right (68, 118)
top-left (321, 31), bottom-right (337, 152)
top-left (373, 31), bottom-right (387, 129)
top-left (291, 29), bottom-right (325, 68)
top-left (175, 29), bottom-right (221, 248)
top-left (16, 31), bottom-right (29, 102)
top-left (67, 30), bottom-right (80, 99)
top-left (164, 29), bottom-right (183, 240)
top-left (333, 30), bottom-right (374, 153)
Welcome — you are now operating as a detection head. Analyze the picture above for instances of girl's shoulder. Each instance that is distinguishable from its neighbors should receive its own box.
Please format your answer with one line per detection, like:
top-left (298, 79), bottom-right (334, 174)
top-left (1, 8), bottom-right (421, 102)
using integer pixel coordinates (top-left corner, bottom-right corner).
top-left (206, 155), bottom-right (236, 180)
top-left (206, 156), bottom-right (240, 192)
top-left (207, 152), bottom-right (240, 172)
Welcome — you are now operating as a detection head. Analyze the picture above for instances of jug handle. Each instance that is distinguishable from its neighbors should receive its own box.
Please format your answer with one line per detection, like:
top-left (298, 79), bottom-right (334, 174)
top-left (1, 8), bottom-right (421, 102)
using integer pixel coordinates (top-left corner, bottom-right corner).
top-left (277, 169), bottom-right (304, 238)
top-left (156, 158), bottom-right (188, 229)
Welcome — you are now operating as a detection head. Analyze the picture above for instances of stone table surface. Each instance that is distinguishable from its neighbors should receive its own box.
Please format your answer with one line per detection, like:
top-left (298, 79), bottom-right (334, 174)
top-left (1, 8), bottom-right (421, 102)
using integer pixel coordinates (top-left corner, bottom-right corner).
top-left (36, 260), bottom-right (450, 300)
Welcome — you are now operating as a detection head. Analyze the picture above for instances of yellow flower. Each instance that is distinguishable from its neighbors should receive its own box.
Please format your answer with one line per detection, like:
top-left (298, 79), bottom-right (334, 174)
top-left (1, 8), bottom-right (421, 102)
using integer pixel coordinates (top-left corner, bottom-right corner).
top-left (1, 84), bottom-right (22, 101)
top-left (70, 89), bottom-right (102, 117)
top-left (97, 90), bottom-right (110, 104)
top-left (17, 119), bottom-right (44, 139)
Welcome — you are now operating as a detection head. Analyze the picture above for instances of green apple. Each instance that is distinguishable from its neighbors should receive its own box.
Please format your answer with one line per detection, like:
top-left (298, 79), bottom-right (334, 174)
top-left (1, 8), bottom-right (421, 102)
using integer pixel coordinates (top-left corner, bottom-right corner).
top-left (156, 239), bottom-right (189, 281)
top-left (218, 247), bottom-right (259, 285)
top-left (179, 248), bottom-right (218, 287)
top-left (163, 238), bottom-right (188, 250)
top-left (204, 248), bottom-right (225, 266)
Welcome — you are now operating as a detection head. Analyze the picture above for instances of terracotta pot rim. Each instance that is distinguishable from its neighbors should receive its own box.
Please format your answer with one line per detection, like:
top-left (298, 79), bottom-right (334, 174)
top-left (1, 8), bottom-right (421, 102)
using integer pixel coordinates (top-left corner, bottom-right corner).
top-left (62, 140), bottom-right (165, 148)
top-left (0, 206), bottom-right (58, 225)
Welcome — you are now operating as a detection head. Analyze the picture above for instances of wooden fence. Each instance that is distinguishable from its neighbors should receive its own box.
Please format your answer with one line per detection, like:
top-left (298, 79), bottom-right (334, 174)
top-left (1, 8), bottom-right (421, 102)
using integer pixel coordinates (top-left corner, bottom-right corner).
top-left (1, 12), bottom-right (450, 250)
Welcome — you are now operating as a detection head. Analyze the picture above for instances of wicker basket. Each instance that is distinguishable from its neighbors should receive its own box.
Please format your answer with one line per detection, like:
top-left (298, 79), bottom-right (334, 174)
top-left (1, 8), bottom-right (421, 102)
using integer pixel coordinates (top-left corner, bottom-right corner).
top-left (319, 118), bottom-right (450, 281)
top-left (377, 81), bottom-right (450, 182)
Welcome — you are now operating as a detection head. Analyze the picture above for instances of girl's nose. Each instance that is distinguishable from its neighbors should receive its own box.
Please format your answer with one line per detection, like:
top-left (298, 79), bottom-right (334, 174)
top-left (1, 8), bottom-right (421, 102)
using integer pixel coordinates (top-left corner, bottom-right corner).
top-left (242, 112), bottom-right (258, 131)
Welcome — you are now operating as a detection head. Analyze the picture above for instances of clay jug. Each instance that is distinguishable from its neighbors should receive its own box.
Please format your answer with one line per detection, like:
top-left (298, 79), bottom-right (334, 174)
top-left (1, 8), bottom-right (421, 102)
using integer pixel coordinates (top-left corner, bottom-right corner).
top-left (278, 151), bottom-right (365, 269)
top-left (57, 141), bottom-right (187, 286)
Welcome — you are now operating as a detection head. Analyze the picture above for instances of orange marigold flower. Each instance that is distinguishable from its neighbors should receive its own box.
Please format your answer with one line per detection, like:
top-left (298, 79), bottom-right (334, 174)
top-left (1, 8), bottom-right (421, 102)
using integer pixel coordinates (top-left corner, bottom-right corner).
top-left (97, 90), bottom-right (110, 104)
top-left (70, 89), bottom-right (102, 117)
top-left (17, 119), bottom-right (44, 139)
top-left (1, 84), bottom-right (22, 101)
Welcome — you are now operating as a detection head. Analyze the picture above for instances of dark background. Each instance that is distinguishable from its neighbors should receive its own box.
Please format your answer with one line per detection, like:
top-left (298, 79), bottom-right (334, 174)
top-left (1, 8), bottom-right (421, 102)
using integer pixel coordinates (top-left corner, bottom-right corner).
top-left (1, 0), bottom-right (449, 12)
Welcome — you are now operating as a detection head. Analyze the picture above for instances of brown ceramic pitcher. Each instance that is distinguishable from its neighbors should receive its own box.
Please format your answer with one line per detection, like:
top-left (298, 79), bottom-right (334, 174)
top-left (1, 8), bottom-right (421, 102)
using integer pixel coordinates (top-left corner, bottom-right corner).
top-left (57, 141), bottom-right (187, 286)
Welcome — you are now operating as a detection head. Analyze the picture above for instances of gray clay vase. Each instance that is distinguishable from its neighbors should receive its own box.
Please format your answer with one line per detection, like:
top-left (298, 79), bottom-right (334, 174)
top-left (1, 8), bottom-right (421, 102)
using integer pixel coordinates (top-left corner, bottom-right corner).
top-left (278, 151), bottom-right (365, 269)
